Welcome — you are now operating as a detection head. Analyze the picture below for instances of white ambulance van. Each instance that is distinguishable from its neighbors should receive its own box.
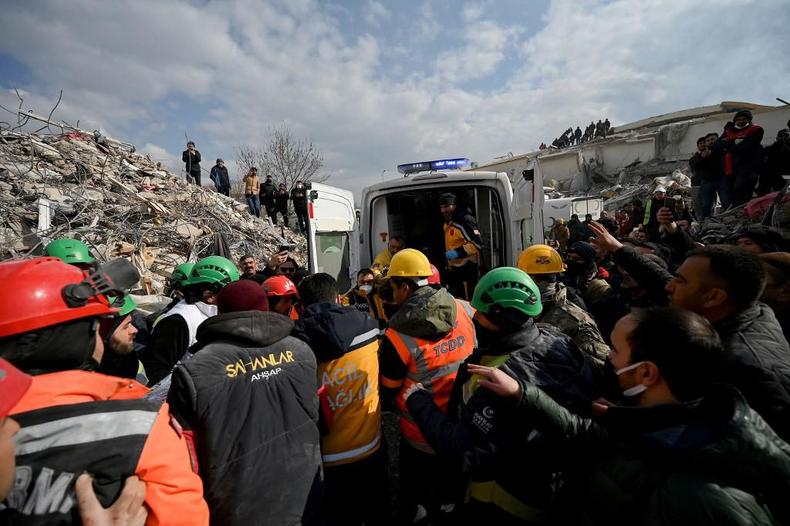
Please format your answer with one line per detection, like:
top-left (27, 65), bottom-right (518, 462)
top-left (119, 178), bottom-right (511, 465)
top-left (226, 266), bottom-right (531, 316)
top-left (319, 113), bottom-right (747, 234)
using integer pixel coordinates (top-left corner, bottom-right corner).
top-left (305, 158), bottom-right (546, 286)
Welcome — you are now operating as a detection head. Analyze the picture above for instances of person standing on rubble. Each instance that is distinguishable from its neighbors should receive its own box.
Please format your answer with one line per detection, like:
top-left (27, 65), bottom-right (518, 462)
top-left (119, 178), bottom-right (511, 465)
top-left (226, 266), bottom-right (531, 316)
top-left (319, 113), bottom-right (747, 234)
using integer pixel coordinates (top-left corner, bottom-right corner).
top-left (243, 167), bottom-right (261, 218)
top-left (210, 159), bottom-right (230, 196)
top-left (182, 141), bottom-right (202, 186)
top-left (274, 183), bottom-right (290, 226)
top-left (759, 129), bottom-right (790, 195)
top-left (604, 118), bottom-right (611, 136)
top-left (260, 174), bottom-right (277, 221)
top-left (718, 110), bottom-right (764, 206)
top-left (574, 126), bottom-right (582, 145)
top-left (291, 180), bottom-right (309, 233)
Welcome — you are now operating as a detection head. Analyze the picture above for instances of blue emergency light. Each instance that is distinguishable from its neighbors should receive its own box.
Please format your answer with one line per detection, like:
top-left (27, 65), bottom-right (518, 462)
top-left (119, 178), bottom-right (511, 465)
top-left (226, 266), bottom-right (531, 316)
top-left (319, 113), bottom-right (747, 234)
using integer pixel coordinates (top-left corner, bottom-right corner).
top-left (397, 158), bottom-right (470, 175)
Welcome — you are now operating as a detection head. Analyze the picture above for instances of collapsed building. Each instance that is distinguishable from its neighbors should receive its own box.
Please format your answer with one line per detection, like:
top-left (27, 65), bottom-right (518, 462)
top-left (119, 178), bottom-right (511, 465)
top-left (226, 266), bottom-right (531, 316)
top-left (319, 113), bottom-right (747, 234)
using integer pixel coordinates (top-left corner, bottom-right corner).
top-left (473, 101), bottom-right (790, 240)
top-left (0, 114), bottom-right (305, 296)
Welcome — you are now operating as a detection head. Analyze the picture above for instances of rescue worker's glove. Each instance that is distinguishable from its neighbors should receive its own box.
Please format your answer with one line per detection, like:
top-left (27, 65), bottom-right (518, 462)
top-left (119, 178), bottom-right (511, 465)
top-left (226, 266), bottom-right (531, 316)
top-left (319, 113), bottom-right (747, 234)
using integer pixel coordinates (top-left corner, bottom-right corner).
top-left (445, 249), bottom-right (464, 260)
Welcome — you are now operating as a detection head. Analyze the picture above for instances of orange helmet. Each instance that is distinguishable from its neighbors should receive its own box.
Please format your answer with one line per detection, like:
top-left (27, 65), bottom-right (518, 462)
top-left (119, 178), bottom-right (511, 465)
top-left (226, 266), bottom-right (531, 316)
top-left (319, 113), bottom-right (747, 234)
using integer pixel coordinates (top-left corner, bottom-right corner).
top-left (263, 275), bottom-right (299, 297)
top-left (428, 264), bottom-right (441, 285)
top-left (0, 258), bottom-right (118, 339)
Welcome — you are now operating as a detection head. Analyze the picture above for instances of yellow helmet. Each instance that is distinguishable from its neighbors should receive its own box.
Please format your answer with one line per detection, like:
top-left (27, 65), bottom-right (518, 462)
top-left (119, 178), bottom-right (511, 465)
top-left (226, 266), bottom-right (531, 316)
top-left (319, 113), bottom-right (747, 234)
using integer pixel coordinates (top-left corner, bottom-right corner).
top-left (517, 244), bottom-right (564, 275)
top-left (388, 248), bottom-right (432, 279)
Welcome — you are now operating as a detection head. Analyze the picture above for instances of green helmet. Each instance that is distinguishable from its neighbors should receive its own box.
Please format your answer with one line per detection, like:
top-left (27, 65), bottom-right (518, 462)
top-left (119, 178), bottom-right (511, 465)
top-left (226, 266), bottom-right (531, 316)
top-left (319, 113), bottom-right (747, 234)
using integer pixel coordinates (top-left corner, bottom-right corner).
top-left (471, 267), bottom-right (542, 318)
top-left (171, 262), bottom-right (195, 286)
top-left (118, 295), bottom-right (137, 317)
top-left (45, 238), bottom-right (95, 265)
top-left (186, 256), bottom-right (239, 286)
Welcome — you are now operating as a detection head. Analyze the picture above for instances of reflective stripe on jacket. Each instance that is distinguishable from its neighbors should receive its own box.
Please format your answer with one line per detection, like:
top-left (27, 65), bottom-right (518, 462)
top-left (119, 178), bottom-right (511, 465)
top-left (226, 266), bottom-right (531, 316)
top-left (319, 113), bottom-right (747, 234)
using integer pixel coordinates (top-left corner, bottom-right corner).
top-left (319, 327), bottom-right (381, 466)
top-left (383, 300), bottom-right (474, 451)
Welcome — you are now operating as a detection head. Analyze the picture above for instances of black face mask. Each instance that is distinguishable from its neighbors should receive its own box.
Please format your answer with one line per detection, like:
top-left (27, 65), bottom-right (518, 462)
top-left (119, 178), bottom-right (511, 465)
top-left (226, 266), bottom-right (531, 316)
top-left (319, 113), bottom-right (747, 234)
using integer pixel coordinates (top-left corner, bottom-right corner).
top-left (600, 360), bottom-right (641, 407)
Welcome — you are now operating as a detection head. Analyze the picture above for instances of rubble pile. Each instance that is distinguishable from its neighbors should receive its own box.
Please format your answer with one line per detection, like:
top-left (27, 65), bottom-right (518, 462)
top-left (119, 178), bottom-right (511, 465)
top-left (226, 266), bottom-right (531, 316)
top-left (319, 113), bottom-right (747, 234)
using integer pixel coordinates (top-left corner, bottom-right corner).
top-left (0, 129), bottom-right (305, 294)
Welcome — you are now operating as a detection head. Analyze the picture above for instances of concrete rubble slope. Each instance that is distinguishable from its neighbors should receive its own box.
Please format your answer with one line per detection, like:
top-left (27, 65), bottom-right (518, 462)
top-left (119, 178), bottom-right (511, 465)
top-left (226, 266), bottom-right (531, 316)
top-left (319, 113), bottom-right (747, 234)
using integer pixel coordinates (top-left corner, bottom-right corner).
top-left (0, 128), bottom-right (306, 294)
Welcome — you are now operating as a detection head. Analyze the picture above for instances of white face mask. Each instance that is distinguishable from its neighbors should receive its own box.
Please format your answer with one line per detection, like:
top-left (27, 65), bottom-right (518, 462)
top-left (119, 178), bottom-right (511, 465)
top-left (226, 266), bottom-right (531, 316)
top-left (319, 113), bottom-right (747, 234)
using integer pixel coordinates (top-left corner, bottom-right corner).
top-left (615, 361), bottom-right (647, 397)
top-left (359, 285), bottom-right (373, 295)
top-left (734, 122), bottom-right (749, 130)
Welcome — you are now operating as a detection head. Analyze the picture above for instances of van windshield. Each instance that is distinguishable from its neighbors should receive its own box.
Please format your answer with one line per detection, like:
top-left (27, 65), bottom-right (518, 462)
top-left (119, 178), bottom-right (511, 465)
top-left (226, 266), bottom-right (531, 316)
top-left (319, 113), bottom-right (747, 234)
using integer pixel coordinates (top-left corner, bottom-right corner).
top-left (370, 186), bottom-right (505, 274)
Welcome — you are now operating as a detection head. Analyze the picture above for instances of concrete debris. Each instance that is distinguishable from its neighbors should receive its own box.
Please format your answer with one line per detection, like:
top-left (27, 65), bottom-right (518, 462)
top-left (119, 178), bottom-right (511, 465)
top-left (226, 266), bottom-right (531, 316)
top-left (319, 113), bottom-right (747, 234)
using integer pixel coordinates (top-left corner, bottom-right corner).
top-left (0, 128), bottom-right (305, 294)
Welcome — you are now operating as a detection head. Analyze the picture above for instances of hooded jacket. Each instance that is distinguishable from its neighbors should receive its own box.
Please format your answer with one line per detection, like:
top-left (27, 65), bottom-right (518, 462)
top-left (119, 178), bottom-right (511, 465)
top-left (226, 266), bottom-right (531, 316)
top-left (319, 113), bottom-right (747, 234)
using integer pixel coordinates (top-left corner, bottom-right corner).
top-left (293, 303), bottom-right (382, 466)
top-left (408, 320), bottom-right (596, 523)
top-left (514, 383), bottom-right (790, 525)
top-left (167, 311), bottom-right (322, 526)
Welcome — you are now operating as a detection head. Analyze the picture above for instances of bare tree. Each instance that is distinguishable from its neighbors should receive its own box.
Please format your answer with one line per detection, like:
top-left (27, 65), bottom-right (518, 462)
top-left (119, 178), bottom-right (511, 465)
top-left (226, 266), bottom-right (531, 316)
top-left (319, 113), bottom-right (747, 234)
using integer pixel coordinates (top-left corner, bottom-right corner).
top-left (235, 125), bottom-right (328, 192)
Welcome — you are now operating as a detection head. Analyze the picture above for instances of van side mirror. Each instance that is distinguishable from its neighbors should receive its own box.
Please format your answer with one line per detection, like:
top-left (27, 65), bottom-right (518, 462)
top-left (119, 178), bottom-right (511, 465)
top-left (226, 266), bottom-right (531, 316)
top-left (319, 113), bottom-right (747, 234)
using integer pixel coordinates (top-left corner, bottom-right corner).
top-left (522, 169), bottom-right (535, 182)
top-left (310, 190), bottom-right (318, 200)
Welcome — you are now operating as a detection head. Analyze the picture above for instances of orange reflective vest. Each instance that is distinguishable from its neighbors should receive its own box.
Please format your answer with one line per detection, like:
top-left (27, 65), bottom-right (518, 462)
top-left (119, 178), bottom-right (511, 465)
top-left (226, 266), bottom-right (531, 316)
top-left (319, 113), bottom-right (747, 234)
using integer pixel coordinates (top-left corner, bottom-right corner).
top-left (318, 328), bottom-right (382, 466)
top-left (383, 300), bottom-right (475, 452)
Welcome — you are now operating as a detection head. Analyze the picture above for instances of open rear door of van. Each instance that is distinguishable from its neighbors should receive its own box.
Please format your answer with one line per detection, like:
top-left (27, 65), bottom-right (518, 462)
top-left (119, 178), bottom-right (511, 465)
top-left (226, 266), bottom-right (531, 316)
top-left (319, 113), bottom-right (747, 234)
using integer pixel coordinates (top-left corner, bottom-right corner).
top-left (510, 158), bottom-right (545, 250)
top-left (306, 182), bottom-right (359, 293)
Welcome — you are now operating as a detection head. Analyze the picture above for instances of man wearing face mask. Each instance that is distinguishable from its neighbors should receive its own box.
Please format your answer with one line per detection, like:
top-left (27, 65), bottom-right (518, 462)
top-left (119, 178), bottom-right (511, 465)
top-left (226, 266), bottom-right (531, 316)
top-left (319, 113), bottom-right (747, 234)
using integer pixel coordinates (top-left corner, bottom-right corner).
top-left (562, 241), bottom-right (611, 308)
top-left (467, 307), bottom-right (790, 526)
top-left (404, 267), bottom-right (596, 524)
top-left (517, 245), bottom-right (609, 366)
top-left (718, 110), bottom-right (764, 206)
top-left (340, 268), bottom-right (376, 315)
top-left (291, 180), bottom-right (309, 233)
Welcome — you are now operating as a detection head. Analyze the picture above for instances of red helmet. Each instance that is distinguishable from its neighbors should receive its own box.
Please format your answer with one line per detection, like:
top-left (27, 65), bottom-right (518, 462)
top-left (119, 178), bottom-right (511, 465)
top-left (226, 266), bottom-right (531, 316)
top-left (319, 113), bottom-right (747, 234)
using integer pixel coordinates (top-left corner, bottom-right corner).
top-left (263, 275), bottom-right (299, 297)
top-left (428, 264), bottom-right (441, 285)
top-left (0, 257), bottom-right (117, 339)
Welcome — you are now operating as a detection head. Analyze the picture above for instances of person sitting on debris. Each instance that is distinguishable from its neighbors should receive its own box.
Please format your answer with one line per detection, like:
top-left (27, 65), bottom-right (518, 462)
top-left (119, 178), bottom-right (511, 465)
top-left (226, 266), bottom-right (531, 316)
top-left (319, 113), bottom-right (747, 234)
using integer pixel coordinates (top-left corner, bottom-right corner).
top-left (274, 183), bottom-right (290, 226)
top-left (167, 280), bottom-right (322, 526)
top-left (182, 141), bottom-right (202, 186)
top-left (209, 159), bottom-right (230, 196)
top-left (759, 129), bottom-right (790, 195)
top-left (144, 256), bottom-right (239, 385)
top-left (718, 110), bottom-right (764, 206)
top-left (243, 167), bottom-right (261, 218)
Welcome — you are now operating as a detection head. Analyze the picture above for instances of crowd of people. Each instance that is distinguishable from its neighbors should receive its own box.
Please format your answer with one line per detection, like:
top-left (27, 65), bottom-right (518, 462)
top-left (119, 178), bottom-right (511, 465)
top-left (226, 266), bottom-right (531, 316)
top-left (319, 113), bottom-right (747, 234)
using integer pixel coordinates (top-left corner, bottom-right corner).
top-left (182, 141), bottom-right (310, 232)
top-left (3, 169), bottom-right (790, 525)
top-left (542, 118), bottom-right (611, 150)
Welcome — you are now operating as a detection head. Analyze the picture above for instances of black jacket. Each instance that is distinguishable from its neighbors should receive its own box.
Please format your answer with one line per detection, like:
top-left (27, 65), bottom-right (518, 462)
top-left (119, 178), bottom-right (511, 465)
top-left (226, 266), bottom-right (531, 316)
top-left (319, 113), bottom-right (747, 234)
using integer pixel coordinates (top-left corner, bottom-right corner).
top-left (293, 302), bottom-right (380, 363)
top-left (449, 206), bottom-right (484, 251)
top-left (167, 311), bottom-right (322, 526)
top-left (689, 150), bottom-right (722, 184)
top-left (515, 384), bottom-right (790, 525)
top-left (715, 303), bottom-right (790, 442)
top-left (260, 180), bottom-right (276, 205)
top-left (291, 187), bottom-right (308, 209)
top-left (407, 320), bottom-right (596, 522)
top-left (275, 191), bottom-right (289, 210)
top-left (182, 149), bottom-right (201, 174)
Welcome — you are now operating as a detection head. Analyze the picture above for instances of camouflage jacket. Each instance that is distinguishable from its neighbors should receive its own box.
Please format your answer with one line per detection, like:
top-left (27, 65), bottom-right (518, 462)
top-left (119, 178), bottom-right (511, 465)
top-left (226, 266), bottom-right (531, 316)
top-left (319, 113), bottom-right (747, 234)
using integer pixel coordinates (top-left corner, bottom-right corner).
top-left (536, 284), bottom-right (609, 364)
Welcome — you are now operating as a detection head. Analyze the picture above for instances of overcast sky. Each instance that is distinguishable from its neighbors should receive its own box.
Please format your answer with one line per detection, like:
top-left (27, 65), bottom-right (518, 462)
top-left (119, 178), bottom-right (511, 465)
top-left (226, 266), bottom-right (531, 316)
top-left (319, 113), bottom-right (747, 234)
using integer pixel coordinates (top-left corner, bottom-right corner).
top-left (1, 0), bottom-right (788, 190)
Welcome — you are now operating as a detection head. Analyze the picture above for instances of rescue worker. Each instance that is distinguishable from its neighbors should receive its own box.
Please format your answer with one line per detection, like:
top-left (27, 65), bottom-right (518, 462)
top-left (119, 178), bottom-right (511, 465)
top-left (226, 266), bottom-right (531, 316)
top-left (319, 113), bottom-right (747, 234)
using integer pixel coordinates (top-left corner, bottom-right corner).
top-left (404, 267), bottom-right (596, 525)
top-left (551, 218), bottom-right (570, 252)
top-left (44, 238), bottom-right (95, 270)
top-left (146, 262), bottom-right (195, 331)
top-left (143, 255), bottom-right (239, 385)
top-left (518, 245), bottom-right (609, 365)
top-left (293, 273), bottom-right (386, 526)
top-left (563, 241), bottom-right (611, 308)
top-left (340, 268), bottom-right (376, 315)
top-left (167, 280), bottom-right (322, 526)
top-left (369, 276), bottom-right (399, 325)
top-left (642, 186), bottom-right (667, 241)
top-left (97, 295), bottom-right (141, 379)
top-left (263, 275), bottom-right (300, 318)
top-left (0, 257), bottom-right (209, 524)
top-left (427, 263), bottom-right (442, 290)
top-left (472, 308), bottom-right (790, 525)
top-left (440, 192), bottom-right (483, 301)
top-left (379, 248), bottom-right (476, 523)
top-left (372, 236), bottom-right (405, 275)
